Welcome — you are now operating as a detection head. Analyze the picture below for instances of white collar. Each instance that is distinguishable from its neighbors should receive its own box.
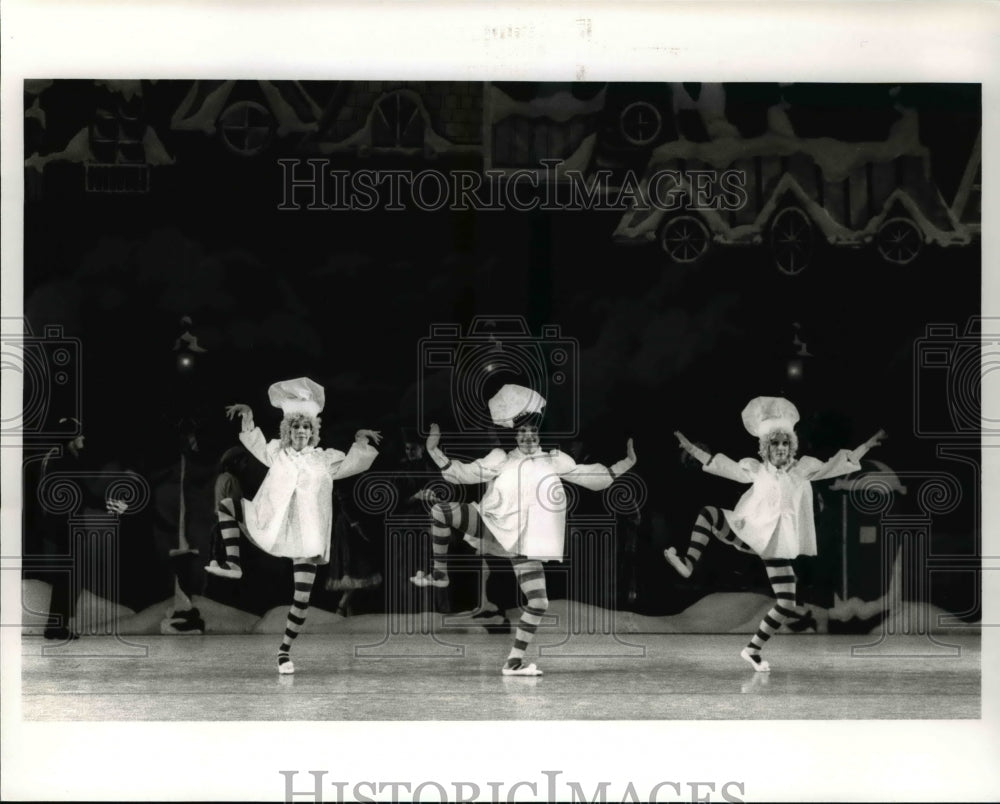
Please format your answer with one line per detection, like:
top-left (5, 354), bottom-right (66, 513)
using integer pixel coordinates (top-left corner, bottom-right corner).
top-left (508, 447), bottom-right (551, 461)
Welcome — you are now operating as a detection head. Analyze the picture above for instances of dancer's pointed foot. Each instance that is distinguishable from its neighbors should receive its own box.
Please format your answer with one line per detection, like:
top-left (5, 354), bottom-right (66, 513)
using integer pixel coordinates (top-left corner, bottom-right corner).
top-left (502, 660), bottom-right (543, 676)
top-left (410, 570), bottom-right (449, 588)
top-left (205, 559), bottom-right (242, 580)
top-left (278, 654), bottom-right (295, 675)
top-left (663, 547), bottom-right (693, 578)
top-left (740, 647), bottom-right (770, 673)
top-left (161, 607), bottom-right (205, 634)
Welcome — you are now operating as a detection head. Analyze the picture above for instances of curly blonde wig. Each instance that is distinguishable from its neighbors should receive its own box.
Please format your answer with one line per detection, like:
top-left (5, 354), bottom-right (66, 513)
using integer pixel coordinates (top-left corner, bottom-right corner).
top-left (280, 413), bottom-right (321, 448)
top-left (757, 428), bottom-right (798, 462)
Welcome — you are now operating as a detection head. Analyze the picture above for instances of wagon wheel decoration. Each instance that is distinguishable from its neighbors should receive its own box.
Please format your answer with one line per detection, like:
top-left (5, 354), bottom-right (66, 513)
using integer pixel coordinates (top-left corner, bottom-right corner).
top-left (769, 207), bottom-right (814, 276)
top-left (876, 217), bottom-right (923, 265)
top-left (620, 101), bottom-right (663, 147)
top-left (659, 214), bottom-right (711, 264)
top-left (219, 101), bottom-right (274, 157)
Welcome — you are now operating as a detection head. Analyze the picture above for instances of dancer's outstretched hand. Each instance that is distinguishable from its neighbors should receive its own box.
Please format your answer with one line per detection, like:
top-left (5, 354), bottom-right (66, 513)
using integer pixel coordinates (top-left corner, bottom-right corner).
top-left (866, 429), bottom-right (887, 449)
top-left (106, 499), bottom-right (129, 516)
top-left (226, 404), bottom-right (254, 432)
top-left (626, 437), bottom-right (637, 465)
top-left (676, 430), bottom-right (710, 465)
top-left (355, 429), bottom-right (383, 446)
top-left (415, 488), bottom-right (439, 504)
top-left (426, 423), bottom-right (441, 452)
top-left (674, 430), bottom-right (695, 453)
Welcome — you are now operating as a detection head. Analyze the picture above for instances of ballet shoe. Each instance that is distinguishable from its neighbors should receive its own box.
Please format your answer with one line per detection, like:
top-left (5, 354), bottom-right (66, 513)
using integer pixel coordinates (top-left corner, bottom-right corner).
top-left (663, 547), bottom-right (693, 578)
top-left (740, 647), bottom-right (770, 673)
top-left (205, 560), bottom-right (243, 580)
top-left (502, 661), bottom-right (543, 676)
top-left (410, 571), bottom-right (448, 588)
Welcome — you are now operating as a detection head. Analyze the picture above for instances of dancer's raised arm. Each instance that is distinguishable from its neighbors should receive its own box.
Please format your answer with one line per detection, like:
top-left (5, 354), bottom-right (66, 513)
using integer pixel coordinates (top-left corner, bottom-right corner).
top-left (354, 429), bottom-right (383, 447)
top-left (800, 429), bottom-right (888, 482)
top-left (675, 430), bottom-right (711, 465)
top-left (849, 429), bottom-right (887, 463)
top-left (227, 403), bottom-right (274, 467)
top-left (560, 437), bottom-right (638, 490)
top-left (327, 430), bottom-right (381, 481)
top-left (424, 422), bottom-right (505, 485)
top-left (226, 403), bottom-right (255, 432)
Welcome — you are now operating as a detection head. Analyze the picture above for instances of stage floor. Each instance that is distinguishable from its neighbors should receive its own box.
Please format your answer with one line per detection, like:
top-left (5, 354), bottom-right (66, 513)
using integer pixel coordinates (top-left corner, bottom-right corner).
top-left (20, 632), bottom-right (980, 721)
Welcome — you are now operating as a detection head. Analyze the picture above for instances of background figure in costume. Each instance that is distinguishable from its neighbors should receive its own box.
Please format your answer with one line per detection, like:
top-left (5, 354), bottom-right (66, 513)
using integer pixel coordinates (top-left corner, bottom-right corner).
top-left (666, 396), bottom-right (885, 672)
top-left (325, 477), bottom-right (383, 617)
top-left (23, 418), bottom-right (130, 641)
top-left (158, 421), bottom-right (212, 635)
top-left (392, 433), bottom-right (446, 614)
top-left (394, 433), bottom-right (443, 589)
top-left (206, 377), bottom-right (381, 674)
top-left (412, 384), bottom-right (637, 676)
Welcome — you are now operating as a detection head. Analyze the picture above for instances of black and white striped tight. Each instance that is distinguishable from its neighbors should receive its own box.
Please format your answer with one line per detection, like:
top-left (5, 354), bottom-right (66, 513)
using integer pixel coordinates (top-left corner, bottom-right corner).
top-left (278, 561), bottom-right (318, 668)
top-left (680, 505), bottom-right (803, 653)
top-left (430, 502), bottom-right (549, 666)
top-left (218, 498), bottom-right (318, 667)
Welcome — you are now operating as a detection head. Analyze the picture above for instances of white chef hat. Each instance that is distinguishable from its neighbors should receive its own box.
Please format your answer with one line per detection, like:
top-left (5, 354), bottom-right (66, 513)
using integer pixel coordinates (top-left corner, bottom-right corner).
top-left (741, 396), bottom-right (799, 438)
top-left (488, 384), bottom-right (546, 428)
top-left (268, 377), bottom-right (325, 418)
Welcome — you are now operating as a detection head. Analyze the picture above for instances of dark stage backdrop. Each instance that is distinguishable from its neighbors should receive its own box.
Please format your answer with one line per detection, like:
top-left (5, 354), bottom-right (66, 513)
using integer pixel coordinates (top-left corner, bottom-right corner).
top-left (18, 80), bottom-right (982, 630)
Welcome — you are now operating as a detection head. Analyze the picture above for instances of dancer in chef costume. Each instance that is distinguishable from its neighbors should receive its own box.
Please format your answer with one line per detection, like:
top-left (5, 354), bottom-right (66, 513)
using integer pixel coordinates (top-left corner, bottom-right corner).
top-left (412, 384), bottom-right (637, 676)
top-left (206, 377), bottom-right (381, 674)
top-left (667, 396), bottom-right (885, 672)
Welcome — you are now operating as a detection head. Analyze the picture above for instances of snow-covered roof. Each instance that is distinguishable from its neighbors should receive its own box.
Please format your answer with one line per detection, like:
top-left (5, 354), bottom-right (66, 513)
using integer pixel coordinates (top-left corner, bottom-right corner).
top-left (646, 109), bottom-right (926, 185)
top-left (613, 160), bottom-right (971, 247)
top-left (489, 85), bottom-right (607, 123)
